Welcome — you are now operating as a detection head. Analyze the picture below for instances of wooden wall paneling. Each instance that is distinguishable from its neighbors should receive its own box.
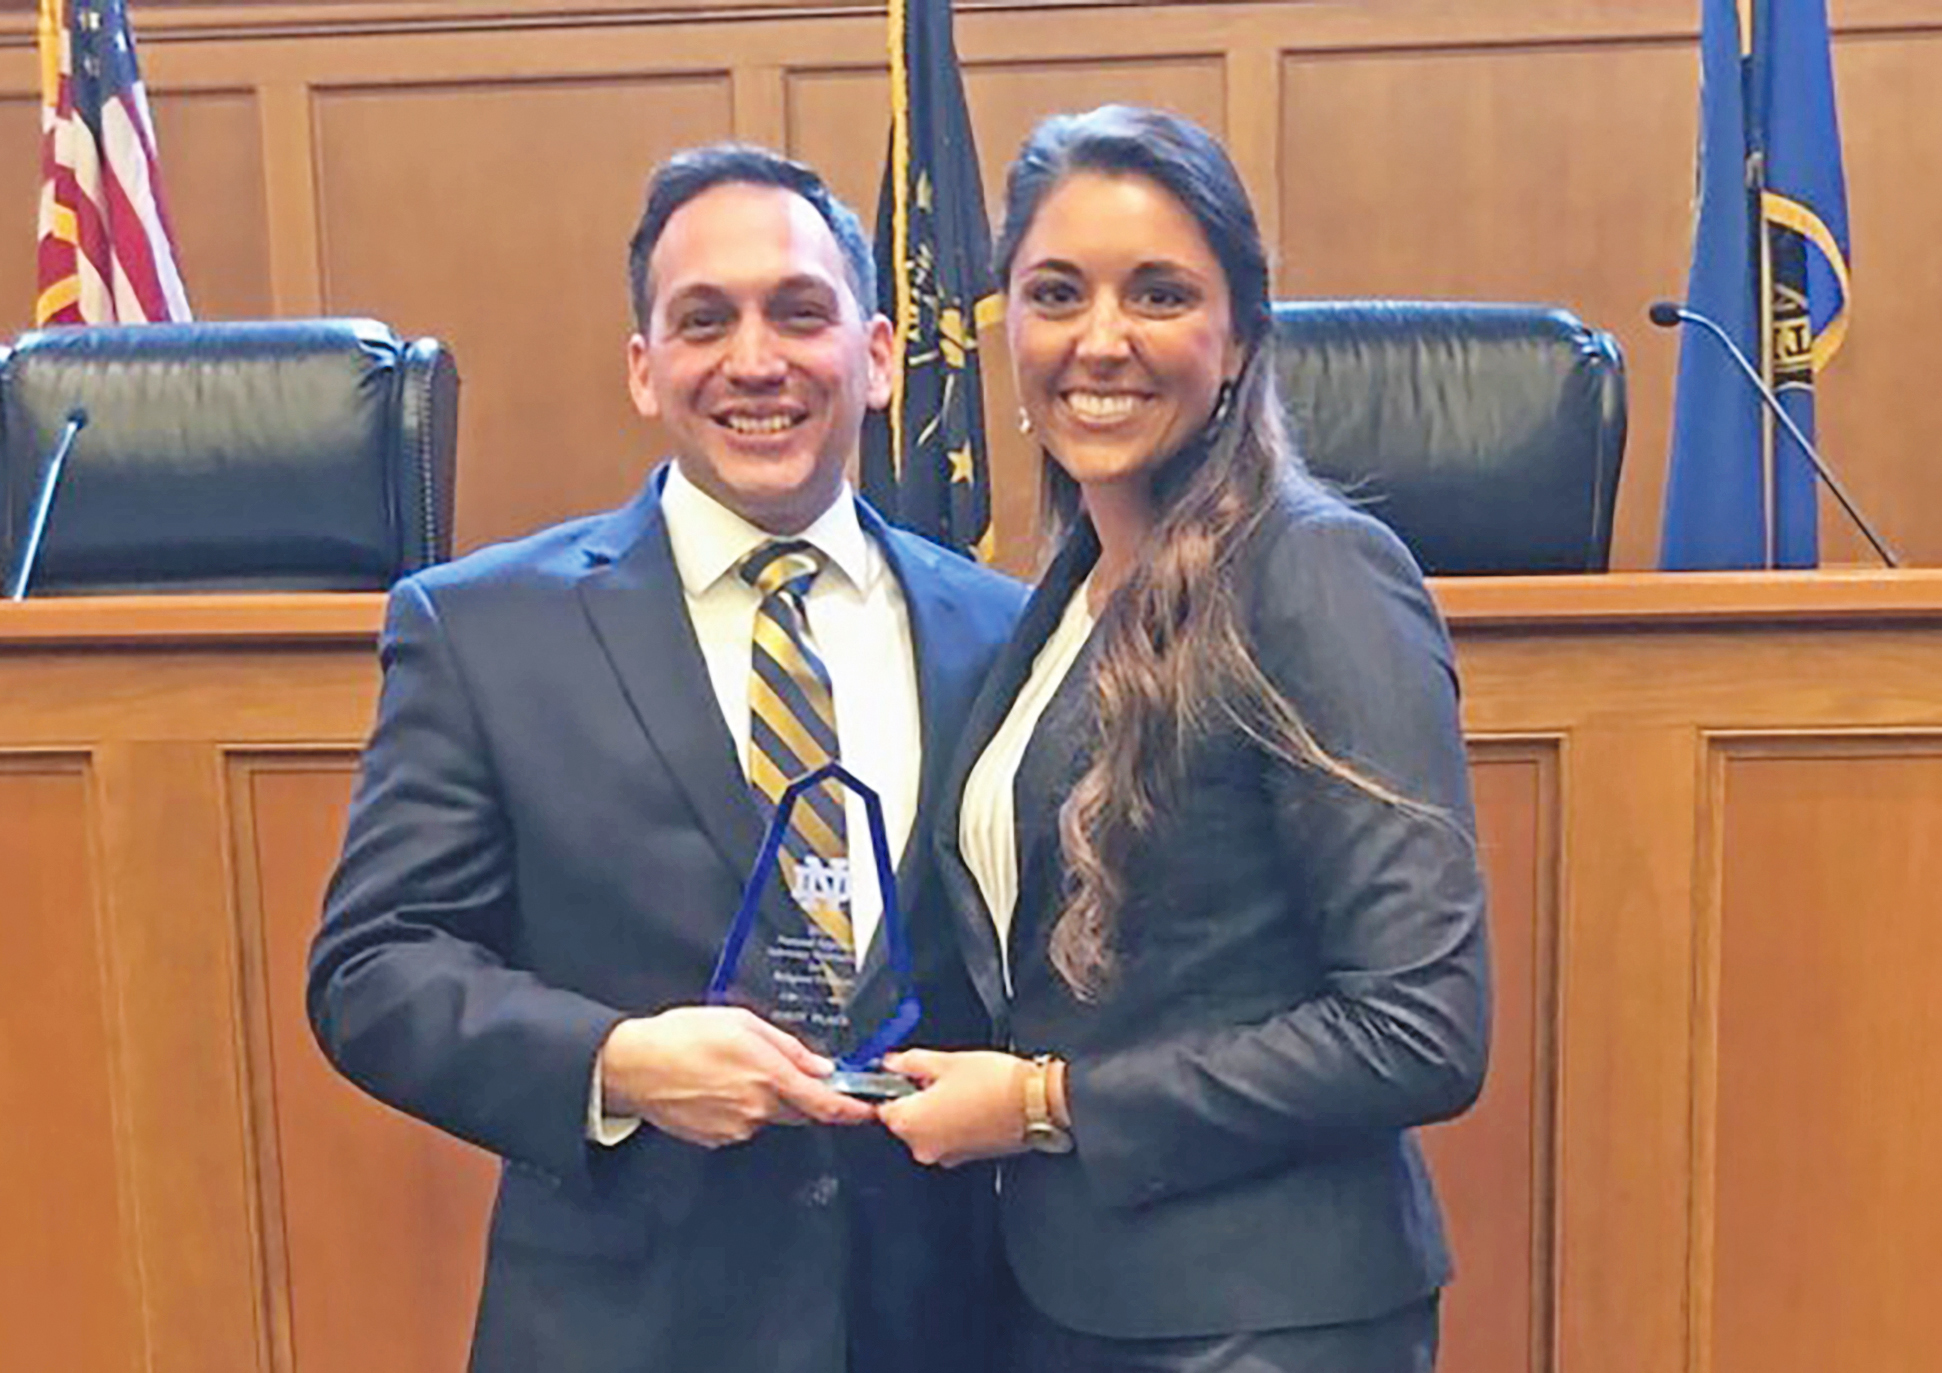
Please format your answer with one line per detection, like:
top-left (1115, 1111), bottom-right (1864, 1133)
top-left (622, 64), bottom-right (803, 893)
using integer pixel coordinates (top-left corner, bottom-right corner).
top-left (1424, 739), bottom-right (1562, 1373)
top-left (959, 54), bottom-right (1229, 212)
top-left (1818, 30), bottom-right (1942, 569)
top-left (0, 753), bottom-right (143, 1373)
top-left (1551, 725), bottom-right (1700, 1373)
top-left (730, 62), bottom-right (786, 149)
top-left (148, 89), bottom-right (276, 319)
top-left (1225, 40), bottom-right (1282, 258)
top-left (258, 81), bottom-right (325, 315)
top-left (0, 647), bottom-right (376, 741)
top-left (1277, 38), bottom-right (1700, 571)
top-left (95, 739), bottom-right (272, 1373)
top-left (9, 575), bottom-right (1942, 1373)
top-left (0, 0), bottom-right (1827, 42)
top-left (7, 3), bottom-right (1942, 565)
top-left (228, 758), bottom-right (300, 1373)
top-left (1454, 628), bottom-right (1942, 741)
top-left (2, 93), bottom-right (39, 337)
top-left (229, 753), bottom-right (494, 1373)
top-left (1698, 736), bottom-right (1942, 1373)
top-left (312, 70), bottom-right (736, 549)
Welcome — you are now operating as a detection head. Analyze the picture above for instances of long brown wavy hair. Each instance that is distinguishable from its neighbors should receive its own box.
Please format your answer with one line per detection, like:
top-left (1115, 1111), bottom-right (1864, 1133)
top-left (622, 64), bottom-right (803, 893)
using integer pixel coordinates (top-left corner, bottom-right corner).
top-left (995, 106), bottom-right (1406, 999)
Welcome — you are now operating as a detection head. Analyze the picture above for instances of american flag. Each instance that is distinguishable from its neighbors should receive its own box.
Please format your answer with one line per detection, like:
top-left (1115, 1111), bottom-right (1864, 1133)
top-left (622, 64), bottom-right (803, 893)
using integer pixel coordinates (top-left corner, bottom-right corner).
top-left (35, 0), bottom-right (191, 325)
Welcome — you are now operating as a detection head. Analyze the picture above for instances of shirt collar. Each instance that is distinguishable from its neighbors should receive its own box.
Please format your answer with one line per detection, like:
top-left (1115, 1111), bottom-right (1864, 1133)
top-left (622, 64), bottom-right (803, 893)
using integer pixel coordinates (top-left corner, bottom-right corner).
top-left (661, 461), bottom-right (876, 596)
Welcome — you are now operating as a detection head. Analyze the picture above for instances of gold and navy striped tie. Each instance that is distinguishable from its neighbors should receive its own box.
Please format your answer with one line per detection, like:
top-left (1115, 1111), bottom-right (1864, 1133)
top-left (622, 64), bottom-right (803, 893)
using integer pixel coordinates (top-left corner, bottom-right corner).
top-left (740, 540), bottom-right (854, 992)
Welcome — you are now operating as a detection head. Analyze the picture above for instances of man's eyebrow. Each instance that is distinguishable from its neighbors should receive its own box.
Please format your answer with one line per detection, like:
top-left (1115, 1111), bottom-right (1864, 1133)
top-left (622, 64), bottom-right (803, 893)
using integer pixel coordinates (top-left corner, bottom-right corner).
top-left (656, 276), bottom-right (839, 309)
top-left (660, 282), bottom-right (730, 308)
top-left (770, 274), bottom-right (842, 297)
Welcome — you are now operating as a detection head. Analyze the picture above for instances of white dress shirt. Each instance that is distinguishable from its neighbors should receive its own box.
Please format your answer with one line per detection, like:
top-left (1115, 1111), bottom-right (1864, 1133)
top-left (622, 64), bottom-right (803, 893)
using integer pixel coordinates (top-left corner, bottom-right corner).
top-left (957, 581), bottom-right (1094, 990)
top-left (593, 464), bottom-right (922, 1141)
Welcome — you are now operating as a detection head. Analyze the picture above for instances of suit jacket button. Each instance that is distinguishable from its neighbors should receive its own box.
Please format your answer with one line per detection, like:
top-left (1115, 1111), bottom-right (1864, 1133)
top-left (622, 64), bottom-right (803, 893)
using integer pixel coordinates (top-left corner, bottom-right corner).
top-left (798, 1174), bottom-right (840, 1208)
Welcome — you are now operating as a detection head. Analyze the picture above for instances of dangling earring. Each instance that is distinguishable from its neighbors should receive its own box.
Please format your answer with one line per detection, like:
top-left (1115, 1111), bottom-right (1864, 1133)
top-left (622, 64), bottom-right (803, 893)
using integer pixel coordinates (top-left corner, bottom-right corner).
top-left (1018, 407), bottom-right (1034, 435)
top-left (1208, 379), bottom-right (1236, 434)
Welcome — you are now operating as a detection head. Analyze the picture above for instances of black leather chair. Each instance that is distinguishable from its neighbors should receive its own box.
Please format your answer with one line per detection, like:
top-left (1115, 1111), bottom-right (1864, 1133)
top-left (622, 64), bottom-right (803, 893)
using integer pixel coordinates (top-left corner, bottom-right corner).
top-left (1271, 301), bottom-right (1625, 575)
top-left (0, 319), bottom-right (458, 594)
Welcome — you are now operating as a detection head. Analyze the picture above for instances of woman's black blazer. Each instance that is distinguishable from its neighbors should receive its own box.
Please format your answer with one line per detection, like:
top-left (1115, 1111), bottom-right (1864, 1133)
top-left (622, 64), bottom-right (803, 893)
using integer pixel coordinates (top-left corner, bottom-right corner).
top-left (935, 477), bottom-right (1491, 1339)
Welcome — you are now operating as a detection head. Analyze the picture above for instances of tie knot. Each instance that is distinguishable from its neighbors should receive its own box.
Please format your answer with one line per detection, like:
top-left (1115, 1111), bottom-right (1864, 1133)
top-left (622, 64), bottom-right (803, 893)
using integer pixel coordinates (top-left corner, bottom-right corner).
top-left (740, 540), bottom-right (825, 598)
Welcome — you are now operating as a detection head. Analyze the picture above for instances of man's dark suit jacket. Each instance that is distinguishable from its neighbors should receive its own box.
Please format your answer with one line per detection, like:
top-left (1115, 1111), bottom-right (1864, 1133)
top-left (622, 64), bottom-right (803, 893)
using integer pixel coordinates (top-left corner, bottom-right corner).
top-left (307, 471), bottom-right (1026, 1373)
top-left (936, 476), bottom-right (1491, 1340)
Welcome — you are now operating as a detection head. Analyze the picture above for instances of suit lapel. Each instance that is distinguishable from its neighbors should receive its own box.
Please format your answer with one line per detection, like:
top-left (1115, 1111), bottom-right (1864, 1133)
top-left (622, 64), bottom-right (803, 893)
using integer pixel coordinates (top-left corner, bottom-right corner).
top-left (575, 472), bottom-right (773, 912)
top-left (930, 522), bottom-right (1100, 1032)
top-left (998, 527), bottom-right (1101, 956)
top-left (574, 481), bottom-right (1005, 1047)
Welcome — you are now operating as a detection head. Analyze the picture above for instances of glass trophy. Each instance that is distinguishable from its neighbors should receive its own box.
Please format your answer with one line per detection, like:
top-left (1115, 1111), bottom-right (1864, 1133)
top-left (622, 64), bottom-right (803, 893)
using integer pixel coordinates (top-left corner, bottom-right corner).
top-left (706, 761), bottom-right (921, 1100)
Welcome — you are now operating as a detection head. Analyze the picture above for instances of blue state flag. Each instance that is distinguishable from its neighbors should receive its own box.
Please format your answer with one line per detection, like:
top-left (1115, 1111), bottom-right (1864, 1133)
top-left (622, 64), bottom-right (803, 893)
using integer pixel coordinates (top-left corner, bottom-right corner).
top-left (1662, 0), bottom-right (1853, 569)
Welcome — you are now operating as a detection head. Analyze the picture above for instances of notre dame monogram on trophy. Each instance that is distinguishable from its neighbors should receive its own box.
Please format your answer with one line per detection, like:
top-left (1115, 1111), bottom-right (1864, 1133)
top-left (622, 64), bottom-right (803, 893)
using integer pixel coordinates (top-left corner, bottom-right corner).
top-left (707, 763), bottom-right (921, 1100)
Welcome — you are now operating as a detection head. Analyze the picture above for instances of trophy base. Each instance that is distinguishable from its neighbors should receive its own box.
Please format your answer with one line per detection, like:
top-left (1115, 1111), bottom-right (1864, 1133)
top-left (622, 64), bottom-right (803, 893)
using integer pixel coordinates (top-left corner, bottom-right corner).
top-left (824, 1068), bottom-right (918, 1102)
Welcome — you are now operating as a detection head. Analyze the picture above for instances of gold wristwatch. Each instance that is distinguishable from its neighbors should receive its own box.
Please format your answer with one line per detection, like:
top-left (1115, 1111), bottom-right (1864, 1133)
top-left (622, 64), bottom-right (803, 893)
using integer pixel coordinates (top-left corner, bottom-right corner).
top-left (1021, 1053), bottom-right (1074, 1154)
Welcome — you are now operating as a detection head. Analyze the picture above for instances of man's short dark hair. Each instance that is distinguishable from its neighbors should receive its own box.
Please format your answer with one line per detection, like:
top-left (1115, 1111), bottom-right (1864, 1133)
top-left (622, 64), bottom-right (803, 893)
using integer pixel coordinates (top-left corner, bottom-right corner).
top-left (627, 144), bottom-right (878, 333)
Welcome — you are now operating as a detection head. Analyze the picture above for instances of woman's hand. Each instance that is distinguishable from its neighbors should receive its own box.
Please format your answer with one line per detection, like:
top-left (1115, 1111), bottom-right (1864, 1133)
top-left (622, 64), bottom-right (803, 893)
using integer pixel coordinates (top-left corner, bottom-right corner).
top-left (876, 1049), bottom-right (1030, 1168)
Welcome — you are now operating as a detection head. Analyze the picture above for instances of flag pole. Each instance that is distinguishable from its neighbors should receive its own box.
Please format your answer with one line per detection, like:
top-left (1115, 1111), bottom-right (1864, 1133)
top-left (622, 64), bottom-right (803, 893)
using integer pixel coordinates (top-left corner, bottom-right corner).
top-left (885, 0), bottom-right (913, 487)
top-left (1756, 159), bottom-right (1777, 570)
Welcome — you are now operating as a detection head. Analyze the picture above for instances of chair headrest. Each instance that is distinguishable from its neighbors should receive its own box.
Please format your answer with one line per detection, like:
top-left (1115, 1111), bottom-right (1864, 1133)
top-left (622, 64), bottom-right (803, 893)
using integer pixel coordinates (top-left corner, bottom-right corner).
top-left (1270, 301), bottom-right (1626, 574)
top-left (1, 318), bottom-right (457, 593)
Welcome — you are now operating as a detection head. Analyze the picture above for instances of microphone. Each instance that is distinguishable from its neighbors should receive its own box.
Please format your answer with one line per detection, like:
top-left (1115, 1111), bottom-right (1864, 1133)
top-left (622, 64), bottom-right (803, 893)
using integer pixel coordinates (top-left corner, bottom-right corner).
top-left (1649, 301), bottom-right (1898, 567)
top-left (6, 407), bottom-right (90, 601)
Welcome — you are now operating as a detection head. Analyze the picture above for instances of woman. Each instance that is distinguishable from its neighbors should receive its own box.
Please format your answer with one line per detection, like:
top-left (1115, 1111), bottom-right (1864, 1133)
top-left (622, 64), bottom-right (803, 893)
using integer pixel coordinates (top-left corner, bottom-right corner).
top-left (876, 105), bottom-right (1490, 1372)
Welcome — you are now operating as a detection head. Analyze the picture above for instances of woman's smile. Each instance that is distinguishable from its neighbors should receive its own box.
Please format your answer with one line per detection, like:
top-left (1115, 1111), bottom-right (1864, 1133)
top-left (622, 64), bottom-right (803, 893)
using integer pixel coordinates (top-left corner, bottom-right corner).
top-left (1006, 170), bottom-right (1240, 490)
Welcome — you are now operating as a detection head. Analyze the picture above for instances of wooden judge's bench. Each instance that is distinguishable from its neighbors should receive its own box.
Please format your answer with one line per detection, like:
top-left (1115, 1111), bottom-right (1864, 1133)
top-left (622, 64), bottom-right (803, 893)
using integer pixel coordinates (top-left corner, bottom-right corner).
top-left (4, 573), bottom-right (1940, 1373)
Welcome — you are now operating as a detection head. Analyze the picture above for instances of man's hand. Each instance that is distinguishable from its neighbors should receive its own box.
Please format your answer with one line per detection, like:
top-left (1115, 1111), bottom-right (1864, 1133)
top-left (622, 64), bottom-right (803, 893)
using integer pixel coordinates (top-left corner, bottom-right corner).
top-left (875, 1049), bottom-right (1032, 1168)
top-left (598, 1006), bottom-right (875, 1148)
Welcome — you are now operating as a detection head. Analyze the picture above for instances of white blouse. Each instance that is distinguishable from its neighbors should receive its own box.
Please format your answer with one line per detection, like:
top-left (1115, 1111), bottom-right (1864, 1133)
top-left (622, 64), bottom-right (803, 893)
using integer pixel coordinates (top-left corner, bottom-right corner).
top-left (958, 582), bottom-right (1095, 988)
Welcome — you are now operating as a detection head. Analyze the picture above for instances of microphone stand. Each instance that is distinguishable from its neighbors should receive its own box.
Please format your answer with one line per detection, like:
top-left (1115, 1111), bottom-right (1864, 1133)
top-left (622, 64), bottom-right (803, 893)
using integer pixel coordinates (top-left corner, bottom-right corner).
top-left (7, 409), bottom-right (90, 601)
top-left (1651, 302), bottom-right (1898, 568)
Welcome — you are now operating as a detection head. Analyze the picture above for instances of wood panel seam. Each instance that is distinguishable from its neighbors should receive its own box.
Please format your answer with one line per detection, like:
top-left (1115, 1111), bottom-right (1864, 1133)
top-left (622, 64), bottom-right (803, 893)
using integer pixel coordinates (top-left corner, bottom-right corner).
top-left (224, 751), bottom-right (301, 1373)
top-left (1467, 733), bottom-right (1566, 1373)
top-left (87, 746), bottom-right (161, 1372)
top-left (1534, 734), bottom-right (1564, 1373)
top-left (732, 62), bottom-right (787, 147)
top-left (228, 749), bottom-right (291, 1373)
top-left (1696, 727), bottom-right (1942, 751)
top-left (1223, 39), bottom-right (1280, 259)
top-left (1685, 730), bottom-right (1724, 1373)
top-left (260, 81), bottom-right (326, 316)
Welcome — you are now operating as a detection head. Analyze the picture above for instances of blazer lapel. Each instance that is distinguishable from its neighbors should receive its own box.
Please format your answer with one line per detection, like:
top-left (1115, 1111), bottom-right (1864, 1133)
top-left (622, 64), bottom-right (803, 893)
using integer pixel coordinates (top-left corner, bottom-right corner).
top-left (929, 522), bottom-right (1100, 1033)
top-left (999, 527), bottom-right (1101, 951)
top-left (575, 471), bottom-right (771, 906)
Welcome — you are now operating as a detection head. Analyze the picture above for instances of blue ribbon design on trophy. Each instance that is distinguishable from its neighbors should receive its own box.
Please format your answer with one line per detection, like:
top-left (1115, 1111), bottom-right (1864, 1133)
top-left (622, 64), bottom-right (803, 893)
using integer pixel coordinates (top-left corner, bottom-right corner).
top-left (706, 761), bottom-right (922, 1096)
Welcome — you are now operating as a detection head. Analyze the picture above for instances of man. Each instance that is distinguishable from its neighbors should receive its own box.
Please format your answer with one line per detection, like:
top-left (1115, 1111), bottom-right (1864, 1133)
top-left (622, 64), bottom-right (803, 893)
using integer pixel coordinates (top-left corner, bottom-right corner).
top-left (307, 145), bottom-right (1024, 1373)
